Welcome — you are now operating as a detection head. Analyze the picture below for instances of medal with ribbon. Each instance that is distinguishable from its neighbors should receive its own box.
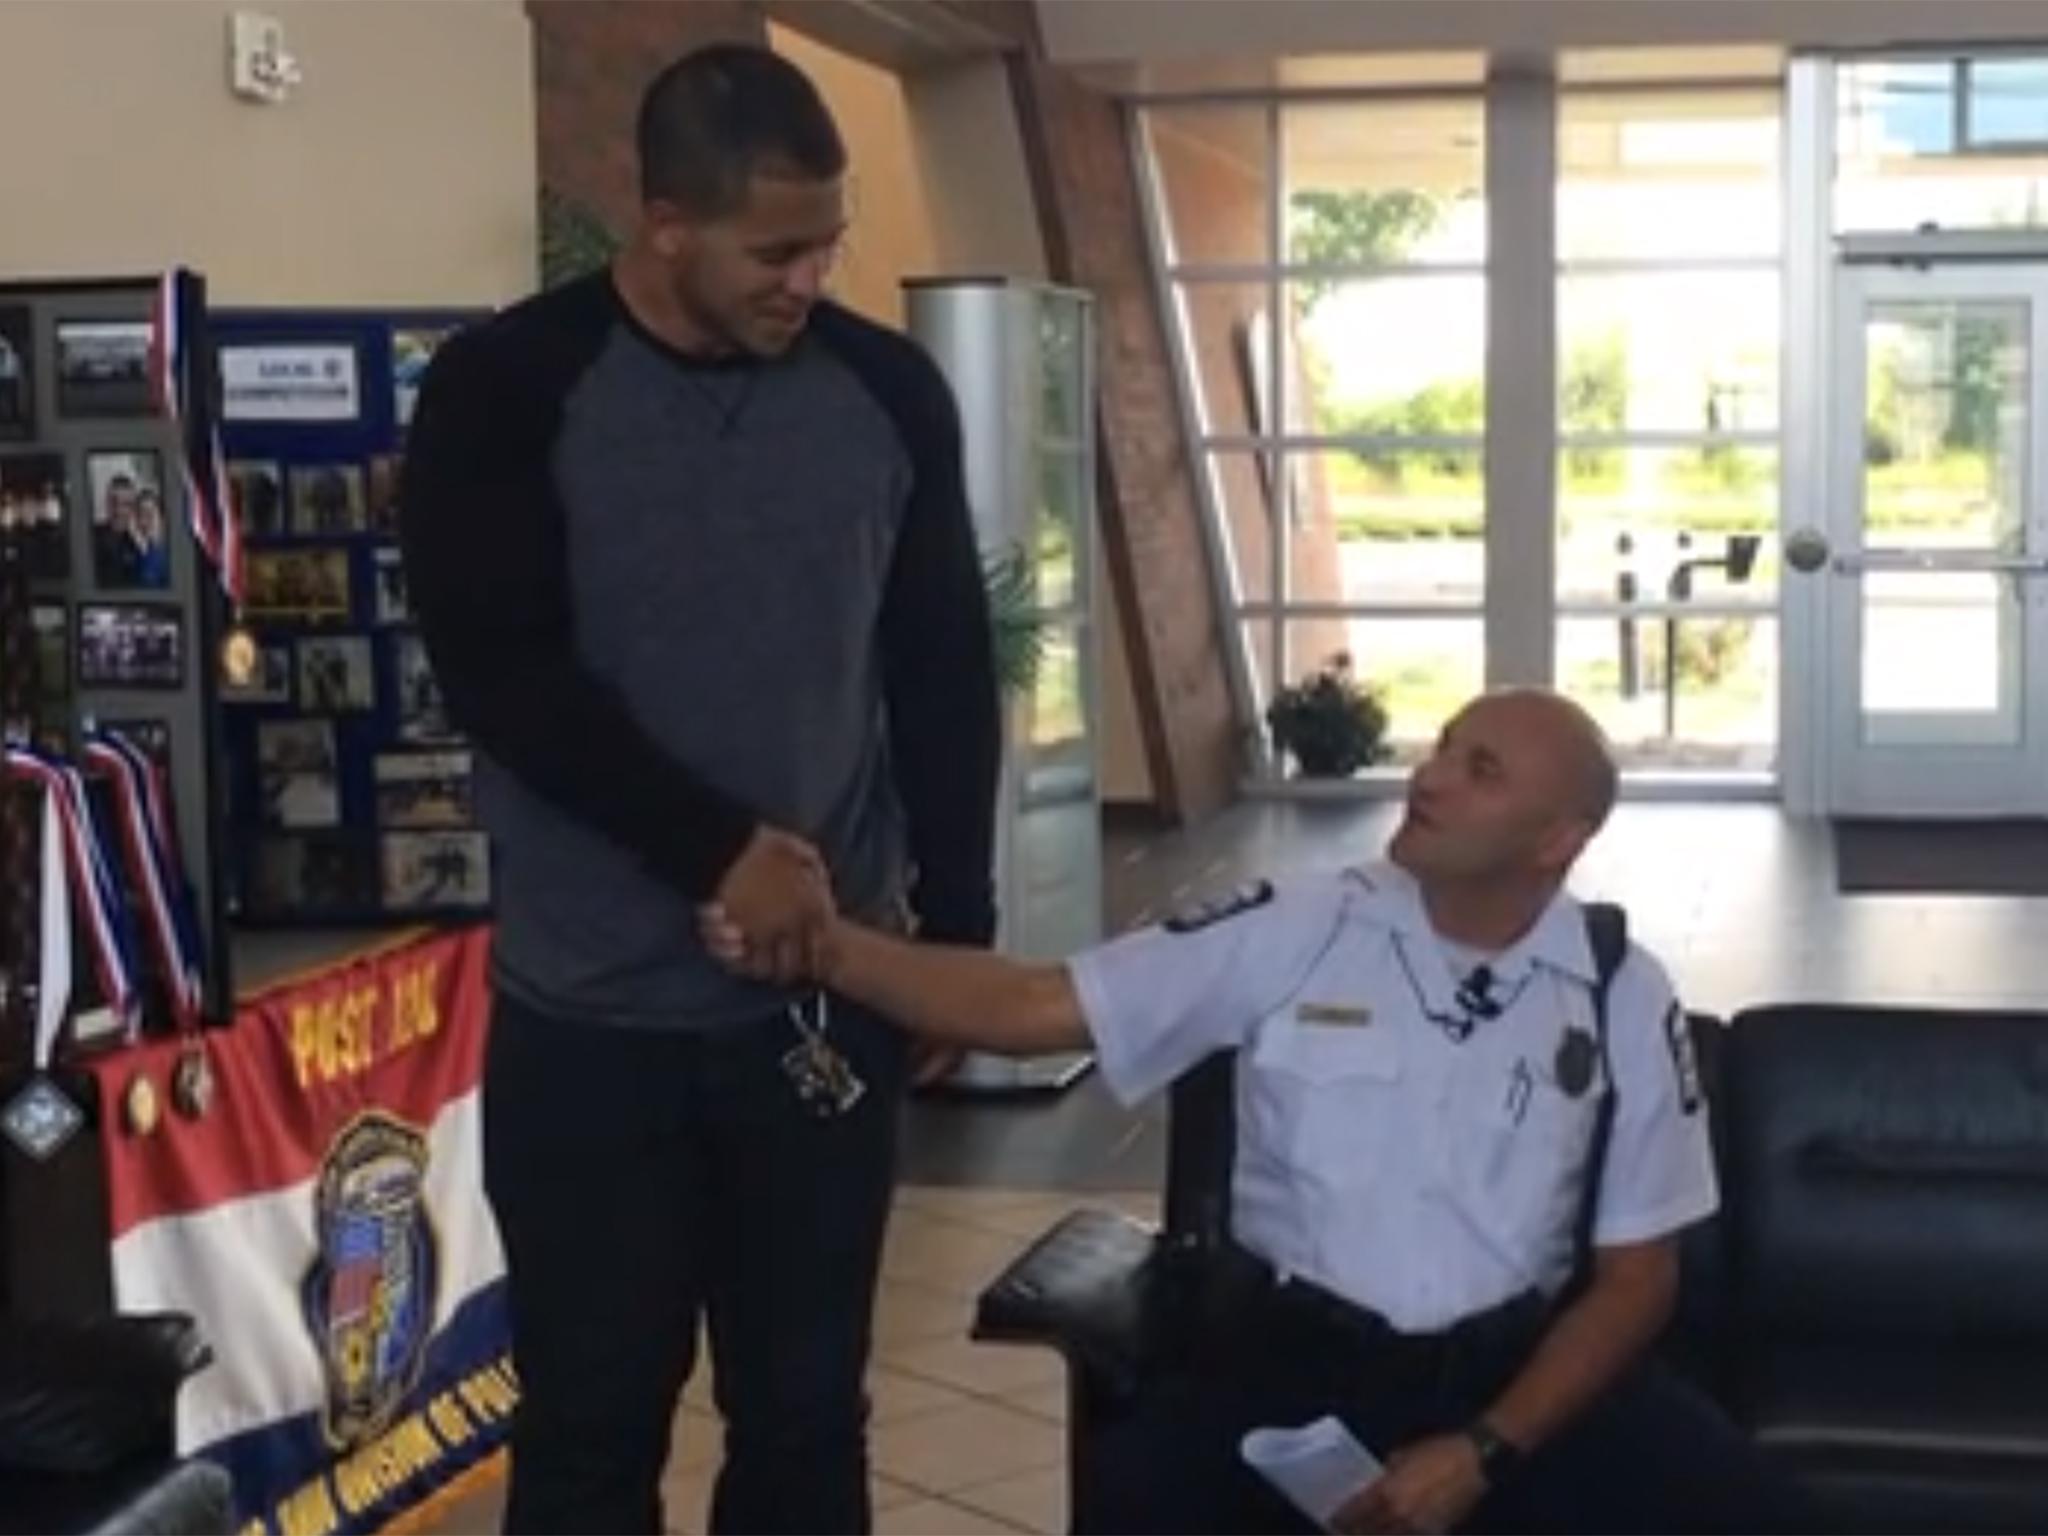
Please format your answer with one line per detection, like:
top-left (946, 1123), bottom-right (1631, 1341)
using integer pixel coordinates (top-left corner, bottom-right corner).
top-left (151, 267), bottom-right (254, 685)
top-left (0, 756), bottom-right (85, 1158)
top-left (84, 728), bottom-right (212, 1120)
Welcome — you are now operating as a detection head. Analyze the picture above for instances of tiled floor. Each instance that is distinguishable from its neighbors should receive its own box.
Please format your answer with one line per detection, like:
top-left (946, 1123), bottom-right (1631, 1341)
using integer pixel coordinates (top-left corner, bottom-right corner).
top-left (425, 1186), bottom-right (1154, 1536)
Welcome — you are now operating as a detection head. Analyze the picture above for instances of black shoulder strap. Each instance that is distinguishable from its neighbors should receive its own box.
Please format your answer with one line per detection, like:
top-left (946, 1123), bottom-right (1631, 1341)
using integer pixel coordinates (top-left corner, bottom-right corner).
top-left (1565, 901), bottom-right (1629, 1305)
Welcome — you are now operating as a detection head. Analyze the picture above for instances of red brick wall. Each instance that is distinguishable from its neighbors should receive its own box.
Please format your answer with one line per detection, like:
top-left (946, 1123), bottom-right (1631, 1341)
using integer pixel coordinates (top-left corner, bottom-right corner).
top-left (1010, 58), bottom-right (1244, 823)
top-left (529, 0), bottom-right (767, 238)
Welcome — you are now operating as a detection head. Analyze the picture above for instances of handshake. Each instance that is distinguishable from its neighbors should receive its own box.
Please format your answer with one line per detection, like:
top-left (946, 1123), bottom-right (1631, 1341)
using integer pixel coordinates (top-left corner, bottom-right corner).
top-left (699, 825), bottom-right (840, 987)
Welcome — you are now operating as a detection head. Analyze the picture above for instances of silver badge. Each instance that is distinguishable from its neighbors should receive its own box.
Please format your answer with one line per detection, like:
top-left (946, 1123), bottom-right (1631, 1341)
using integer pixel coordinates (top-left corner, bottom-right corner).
top-left (2, 1075), bottom-right (84, 1160)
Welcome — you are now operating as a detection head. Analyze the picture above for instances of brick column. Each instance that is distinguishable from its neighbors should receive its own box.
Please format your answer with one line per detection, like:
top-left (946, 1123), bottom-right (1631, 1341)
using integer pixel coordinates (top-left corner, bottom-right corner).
top-left (529, 0), bottom-right (768, 239)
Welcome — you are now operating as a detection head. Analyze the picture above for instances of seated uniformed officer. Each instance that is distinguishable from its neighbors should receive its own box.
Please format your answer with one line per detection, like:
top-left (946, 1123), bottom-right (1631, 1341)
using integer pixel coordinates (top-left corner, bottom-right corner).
top-left (703, 688), bottom-right (1802, 1535)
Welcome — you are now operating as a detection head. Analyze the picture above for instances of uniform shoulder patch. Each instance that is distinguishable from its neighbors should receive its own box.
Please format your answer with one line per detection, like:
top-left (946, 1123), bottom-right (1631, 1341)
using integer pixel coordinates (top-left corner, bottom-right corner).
top-left (1164, 879), bottom-right (1275, 934)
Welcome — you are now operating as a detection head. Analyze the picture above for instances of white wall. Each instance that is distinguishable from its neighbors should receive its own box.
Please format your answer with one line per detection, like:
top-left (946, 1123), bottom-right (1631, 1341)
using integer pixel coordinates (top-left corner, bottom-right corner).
top-left (1039, 0), bottom-right (2048, 65)
top-left (0, 1), bottom-right (535, 306)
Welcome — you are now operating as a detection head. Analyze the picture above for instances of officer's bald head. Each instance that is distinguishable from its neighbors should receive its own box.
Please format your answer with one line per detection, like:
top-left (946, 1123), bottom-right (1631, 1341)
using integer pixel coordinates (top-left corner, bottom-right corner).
top-left (1392, 688), bottom-right (1618, 893)
top-left (1473, 688), bottom-right (1618, 834)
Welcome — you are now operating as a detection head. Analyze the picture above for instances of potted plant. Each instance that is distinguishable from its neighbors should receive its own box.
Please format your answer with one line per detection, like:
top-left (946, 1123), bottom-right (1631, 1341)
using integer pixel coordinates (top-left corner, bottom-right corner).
top-left (1266, 652), bottom-right (1391, 777)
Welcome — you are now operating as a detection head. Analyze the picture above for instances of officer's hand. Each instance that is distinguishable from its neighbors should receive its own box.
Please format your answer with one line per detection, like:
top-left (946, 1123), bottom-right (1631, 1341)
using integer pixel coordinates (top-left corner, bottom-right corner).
top-left (1330, 1434), bottom-right (1487, 1536)
top-left (709, 827), bottom-right (834, 984)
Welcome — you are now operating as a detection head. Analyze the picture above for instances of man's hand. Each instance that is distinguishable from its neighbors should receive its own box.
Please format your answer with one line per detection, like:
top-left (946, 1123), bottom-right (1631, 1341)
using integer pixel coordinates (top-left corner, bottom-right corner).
top-left (1330, 1435), bottom-right (1488, 1536)
top-left (709, 827), bottom-right (833, 985)
top-left (908, 1042), bottom-right (965, 1087)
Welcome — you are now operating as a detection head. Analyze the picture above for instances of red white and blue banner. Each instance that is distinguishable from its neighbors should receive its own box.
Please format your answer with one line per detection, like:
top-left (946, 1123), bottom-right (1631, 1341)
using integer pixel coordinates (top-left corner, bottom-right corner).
top-left (89, 928), bottom-right (513, 1536)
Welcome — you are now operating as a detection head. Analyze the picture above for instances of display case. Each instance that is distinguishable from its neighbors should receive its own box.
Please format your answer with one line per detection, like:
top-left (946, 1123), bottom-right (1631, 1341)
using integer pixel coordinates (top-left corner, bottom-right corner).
top-left (0, 274), bottom-right (233, 1040)
top-left (906, 278), bottom-right (1100, 1093)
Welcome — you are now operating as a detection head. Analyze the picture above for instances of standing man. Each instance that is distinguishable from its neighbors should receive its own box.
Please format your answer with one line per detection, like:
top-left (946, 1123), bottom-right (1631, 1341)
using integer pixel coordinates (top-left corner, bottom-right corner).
top-left (708, 690), bottom-right (1802, 1535)
top-left (401, 44), bottom-right (1000, 1536)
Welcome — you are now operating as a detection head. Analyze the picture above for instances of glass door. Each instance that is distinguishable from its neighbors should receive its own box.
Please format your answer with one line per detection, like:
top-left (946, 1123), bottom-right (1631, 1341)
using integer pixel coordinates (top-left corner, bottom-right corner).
top-left (1816, 263), bottom-right (2048, 815)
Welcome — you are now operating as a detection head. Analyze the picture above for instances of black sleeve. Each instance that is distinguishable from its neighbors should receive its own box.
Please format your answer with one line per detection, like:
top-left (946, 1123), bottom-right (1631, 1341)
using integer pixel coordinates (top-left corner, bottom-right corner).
top-left (398, 307), bottom-right (758, 901)
top-left (874, 343), bottom-right (1002, 947)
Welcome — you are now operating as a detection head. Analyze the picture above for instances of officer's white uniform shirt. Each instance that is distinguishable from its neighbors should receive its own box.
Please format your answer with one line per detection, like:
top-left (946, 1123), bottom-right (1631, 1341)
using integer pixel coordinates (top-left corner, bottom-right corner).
top-left (1067, 860), bottom-right (1717, 1335)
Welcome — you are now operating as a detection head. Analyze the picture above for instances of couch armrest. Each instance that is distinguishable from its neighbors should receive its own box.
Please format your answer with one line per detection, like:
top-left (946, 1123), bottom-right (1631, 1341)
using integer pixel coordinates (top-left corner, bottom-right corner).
top-left (973, 1208), bottom-right (1178, 1394)
top-left (0, 1313), bottom-right (212, 1475)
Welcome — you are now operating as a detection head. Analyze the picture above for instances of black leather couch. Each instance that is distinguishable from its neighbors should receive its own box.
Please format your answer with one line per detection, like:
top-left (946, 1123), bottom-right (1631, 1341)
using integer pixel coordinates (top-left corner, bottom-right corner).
top-left (0, 1311), bottom-right (233, 1535)
top-left (975, 1003), bottom-right (2048, 1533)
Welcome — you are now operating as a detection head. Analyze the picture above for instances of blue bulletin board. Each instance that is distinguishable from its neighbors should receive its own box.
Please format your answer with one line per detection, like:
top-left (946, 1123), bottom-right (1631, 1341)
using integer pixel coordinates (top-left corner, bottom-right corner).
top-left (212, 309), bottom-right (488, 927)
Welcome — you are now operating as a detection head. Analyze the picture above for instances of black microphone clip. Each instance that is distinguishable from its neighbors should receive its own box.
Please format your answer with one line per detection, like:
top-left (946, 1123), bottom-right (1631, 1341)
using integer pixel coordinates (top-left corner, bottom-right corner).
top-left (1455, 965), bottom-right (1503, 1022)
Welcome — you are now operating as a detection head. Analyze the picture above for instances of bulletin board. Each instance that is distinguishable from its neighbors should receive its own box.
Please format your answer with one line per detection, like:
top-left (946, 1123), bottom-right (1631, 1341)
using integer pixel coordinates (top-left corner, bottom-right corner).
top-left (211, 310), bottom-right (486, 928)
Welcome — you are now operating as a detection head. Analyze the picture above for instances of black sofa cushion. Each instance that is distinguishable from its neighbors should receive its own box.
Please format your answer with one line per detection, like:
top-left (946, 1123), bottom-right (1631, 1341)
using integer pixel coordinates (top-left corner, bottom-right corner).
top-left (0, 1312), bottom-right (209, 1475)
top-left (1724, 1005), bottom-right (2048, 1348)
top-left (0, 1452), bottom-right (233, 1536)
top-left (1739, 1343), bottom-right (2048, 1533)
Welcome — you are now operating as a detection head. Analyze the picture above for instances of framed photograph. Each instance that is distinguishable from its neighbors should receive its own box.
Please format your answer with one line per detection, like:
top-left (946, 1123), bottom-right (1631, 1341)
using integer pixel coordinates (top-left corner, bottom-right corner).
top-left (367, 454), bottom-right (402, 536)
top-left (0, 306), bottom-right (32, 439)
top-left (297, 635), bottom-right (375, 712)
top-left (381, 830), bottom-right (491, 912)
top-left (375, 750), bottom-right (474, 830)
top-left (391, 327), bottom-right (457, 429)
top-left (221, 641), bottom-right (293, 705)
top-left (289, 463), bottom-right (367, 536)
top-left (101, 718), bottom-right (172, 767)
top-left (0, 452), bottom-right (71, 579)
top-left (229, 459), bottom-right (286, 539)
top-left (252, 835), bottom-right (376, 915)
top-left (372, 547), bottom-right (409, 624)
top-left (78, 603), bottom-right (183, 690)
top-left (55, 320), bottom-right (153, 417)
top-left (257, 718), bottom-right (340, 830)
top-left (245, 548), bottom-right (351, 624)
top-left (30, 602), bottom-right (67, 698)
top-left (86, 449), bottom-right (171, 591)
top-left (395, 633), bottom-right (454, 742)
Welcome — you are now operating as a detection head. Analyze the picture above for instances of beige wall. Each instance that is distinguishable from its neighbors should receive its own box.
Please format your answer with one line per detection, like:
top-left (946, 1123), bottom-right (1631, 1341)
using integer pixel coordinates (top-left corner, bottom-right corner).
top-left (769, 22), bottom-right (937, 327)
top-left (0, 1), bottom-right (535, 306)
top-left (906, 58), bottom-right (1046, 282)
top-left (1040, 0), bottom-right (2048, 63)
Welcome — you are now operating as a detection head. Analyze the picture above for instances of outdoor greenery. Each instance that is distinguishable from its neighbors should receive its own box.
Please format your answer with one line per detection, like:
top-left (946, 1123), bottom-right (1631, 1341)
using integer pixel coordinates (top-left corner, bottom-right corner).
top-left (540, 187), bottom-right (621, 287)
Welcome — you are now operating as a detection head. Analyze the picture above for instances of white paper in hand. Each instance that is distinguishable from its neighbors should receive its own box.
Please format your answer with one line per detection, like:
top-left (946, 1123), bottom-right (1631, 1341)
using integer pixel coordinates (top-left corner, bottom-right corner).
top-left (1240, 1415), bottom-right (1385, 1530)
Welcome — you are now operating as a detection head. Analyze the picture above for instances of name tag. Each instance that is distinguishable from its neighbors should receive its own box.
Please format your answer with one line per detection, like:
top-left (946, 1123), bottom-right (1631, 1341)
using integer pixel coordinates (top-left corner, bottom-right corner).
top-left (1295, 1002), bottom-right (1372, 1028)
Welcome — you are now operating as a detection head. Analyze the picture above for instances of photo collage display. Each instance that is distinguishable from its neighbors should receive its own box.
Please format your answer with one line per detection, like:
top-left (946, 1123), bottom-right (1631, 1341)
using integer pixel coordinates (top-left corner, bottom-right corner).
top-left (2, 304), bottom-right (182, 755)
top-left (216, 316), bottom-right (487, 924)
top-left (0, 282), bottom-right (224, 1033)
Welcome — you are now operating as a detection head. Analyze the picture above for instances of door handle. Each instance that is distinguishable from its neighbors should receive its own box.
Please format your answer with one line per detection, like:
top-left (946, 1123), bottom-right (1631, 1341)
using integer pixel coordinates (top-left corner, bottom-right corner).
top-left (1829, 549), bottom-right (2048, 575)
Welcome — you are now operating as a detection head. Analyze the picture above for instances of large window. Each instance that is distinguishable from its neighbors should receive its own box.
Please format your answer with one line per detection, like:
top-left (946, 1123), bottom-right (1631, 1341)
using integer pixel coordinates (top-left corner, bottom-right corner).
top-left (1555, 86), bottom-right (1784, 772)
top-left (1140, 86), bottom-right (1487, 763)
top-left (1837, 56), bottom-right (2048, 233)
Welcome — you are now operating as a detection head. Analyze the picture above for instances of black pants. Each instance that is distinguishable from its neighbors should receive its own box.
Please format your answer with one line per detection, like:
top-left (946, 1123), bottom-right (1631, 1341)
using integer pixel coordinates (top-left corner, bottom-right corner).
top-left (1084, 1276), bottom-right (1808, 1535)
top-left (483, 993), bottom-right (907, 1535)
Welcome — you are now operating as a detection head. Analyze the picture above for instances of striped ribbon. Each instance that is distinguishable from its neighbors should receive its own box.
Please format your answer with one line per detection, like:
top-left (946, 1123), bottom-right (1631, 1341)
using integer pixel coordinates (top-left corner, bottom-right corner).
top-left (150, 268), bottom-right (244, 604)
top-left (84, 731), bottom-right (203, 1030)
top-left (6, 748), bottom-right (140, 1043)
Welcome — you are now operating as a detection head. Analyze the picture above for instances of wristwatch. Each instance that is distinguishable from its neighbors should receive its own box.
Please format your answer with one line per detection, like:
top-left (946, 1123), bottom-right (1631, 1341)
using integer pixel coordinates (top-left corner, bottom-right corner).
top-left (1464, 1419), bottom-right (1524, 1486)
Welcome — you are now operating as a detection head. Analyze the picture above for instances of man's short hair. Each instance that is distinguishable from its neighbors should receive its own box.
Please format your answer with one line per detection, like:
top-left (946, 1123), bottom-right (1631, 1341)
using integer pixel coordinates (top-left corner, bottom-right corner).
top-left (636, 44), bottom-right (846, 216)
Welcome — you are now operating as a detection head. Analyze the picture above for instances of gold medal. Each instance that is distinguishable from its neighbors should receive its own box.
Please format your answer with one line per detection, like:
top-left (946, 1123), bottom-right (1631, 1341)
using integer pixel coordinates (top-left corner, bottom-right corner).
top-left (172, 1043), bottom-right (216, 1120)
top-left (220, 624), bottom-right (259, 688)
top-left (124, 1071), bottom-right (161, 1136)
